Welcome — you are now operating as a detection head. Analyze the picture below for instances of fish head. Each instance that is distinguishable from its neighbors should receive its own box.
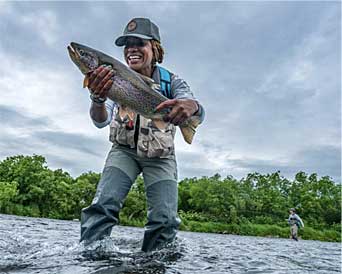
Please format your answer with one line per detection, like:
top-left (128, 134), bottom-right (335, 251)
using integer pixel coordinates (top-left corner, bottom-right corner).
top-left (67, 42), bottom-right (100, 74)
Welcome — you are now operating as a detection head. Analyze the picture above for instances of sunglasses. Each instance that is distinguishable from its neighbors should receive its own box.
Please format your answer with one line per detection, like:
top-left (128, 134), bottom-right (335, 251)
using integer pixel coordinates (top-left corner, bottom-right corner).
top-left (124, 37), bottom-right (148, 48)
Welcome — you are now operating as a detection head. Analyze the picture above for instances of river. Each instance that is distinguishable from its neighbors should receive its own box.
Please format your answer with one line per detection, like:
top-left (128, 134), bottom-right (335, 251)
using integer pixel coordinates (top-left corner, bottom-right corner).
top-left (0, 214), bottom-right (340, 274)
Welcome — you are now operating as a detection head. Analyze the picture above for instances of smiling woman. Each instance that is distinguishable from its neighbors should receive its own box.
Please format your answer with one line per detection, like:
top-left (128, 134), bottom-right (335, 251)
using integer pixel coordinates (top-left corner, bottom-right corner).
top-left (123, 36), bottom-right (154, 76)
top-left (120, 37), bottom-right (164, 73)
top-left (76, 17), bottom-right (206, 252)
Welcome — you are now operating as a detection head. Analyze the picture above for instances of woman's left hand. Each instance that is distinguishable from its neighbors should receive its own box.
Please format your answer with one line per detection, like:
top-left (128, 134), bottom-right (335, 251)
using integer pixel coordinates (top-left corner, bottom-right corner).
top-left (155, 99), bottom-right (199, 126)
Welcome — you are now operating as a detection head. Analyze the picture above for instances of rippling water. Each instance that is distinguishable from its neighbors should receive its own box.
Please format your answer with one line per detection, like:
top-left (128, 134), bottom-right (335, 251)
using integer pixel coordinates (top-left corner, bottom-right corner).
top-left (0, 214), bottom-right (340, 274)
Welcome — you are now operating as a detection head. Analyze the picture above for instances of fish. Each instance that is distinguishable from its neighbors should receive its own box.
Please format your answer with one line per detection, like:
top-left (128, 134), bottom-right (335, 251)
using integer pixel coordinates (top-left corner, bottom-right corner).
top-left (67, 42), bottom-right (201, 144)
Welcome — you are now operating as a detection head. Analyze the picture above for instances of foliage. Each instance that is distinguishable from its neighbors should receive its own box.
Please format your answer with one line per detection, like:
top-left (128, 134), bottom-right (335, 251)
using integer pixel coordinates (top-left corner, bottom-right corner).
top-left (120, 176), bottom-right (147, 224)
top-left (177, 171), bottom-right (341, 228)
top-left (0, 155), bottom-right (340, 242)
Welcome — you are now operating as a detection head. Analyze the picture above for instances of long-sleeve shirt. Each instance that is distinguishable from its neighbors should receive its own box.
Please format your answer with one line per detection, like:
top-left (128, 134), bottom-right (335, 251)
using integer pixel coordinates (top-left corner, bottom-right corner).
top-left (91, 66), bottom-right (205, 128)
top-left (288, 213), bottom-right (304, 227)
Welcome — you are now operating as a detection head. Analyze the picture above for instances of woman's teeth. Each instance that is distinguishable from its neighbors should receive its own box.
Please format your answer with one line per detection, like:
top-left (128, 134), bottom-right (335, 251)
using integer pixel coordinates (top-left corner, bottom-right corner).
top-left (128, 55), bottom-right (142, 60)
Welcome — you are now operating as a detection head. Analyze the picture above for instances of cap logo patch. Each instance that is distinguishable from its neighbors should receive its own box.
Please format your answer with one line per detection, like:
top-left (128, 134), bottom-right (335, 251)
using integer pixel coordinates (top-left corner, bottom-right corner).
top-left (127, 20), bottom-right (137, 32)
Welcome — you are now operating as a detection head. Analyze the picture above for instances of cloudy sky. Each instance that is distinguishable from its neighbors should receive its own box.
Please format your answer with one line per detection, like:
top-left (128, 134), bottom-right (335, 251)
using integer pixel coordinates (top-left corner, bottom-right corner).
top-left (1, 1), bottom-right (341, 182)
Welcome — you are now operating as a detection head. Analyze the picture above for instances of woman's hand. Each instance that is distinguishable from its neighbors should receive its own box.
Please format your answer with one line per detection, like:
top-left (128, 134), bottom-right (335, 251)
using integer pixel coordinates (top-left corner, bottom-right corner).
top-left (88, 65), bottom-right (114, 99)
top-left (155, 99), bottom-right (199, 126)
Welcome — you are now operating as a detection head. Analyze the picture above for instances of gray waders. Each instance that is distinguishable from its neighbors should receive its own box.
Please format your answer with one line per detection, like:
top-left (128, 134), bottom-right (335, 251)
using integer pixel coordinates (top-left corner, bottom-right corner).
top-left (80, 144), bottom-right (180, 252)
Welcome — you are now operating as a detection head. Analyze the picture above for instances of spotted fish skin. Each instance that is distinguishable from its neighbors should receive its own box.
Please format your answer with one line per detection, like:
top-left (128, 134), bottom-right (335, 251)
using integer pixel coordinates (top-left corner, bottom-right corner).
top-left (67, 42), bottom-right (200, 144)
top-left (110, 75), bottom-right (167, 119)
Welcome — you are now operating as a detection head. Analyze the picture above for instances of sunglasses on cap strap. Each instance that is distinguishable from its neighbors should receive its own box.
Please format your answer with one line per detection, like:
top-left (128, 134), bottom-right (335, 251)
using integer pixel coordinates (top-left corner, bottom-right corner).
top-left (124, 37), bottom-right (148, 48)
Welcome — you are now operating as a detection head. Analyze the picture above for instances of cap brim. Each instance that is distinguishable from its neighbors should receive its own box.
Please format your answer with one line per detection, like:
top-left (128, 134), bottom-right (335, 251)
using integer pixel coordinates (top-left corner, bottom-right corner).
top-left (115, 34), bottom-right (153, 46)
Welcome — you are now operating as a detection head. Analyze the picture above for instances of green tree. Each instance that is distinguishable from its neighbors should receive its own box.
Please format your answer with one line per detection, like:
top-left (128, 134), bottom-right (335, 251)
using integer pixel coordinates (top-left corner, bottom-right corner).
top-left (0, 181), bottom-right (18, 213)
top-left (120, 176), bottom-right (147, 223)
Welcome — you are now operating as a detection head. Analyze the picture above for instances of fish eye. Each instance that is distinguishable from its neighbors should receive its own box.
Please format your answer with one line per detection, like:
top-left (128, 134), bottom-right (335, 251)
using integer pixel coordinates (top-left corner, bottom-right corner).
top-left (79, 49), bottom-right (85, 56)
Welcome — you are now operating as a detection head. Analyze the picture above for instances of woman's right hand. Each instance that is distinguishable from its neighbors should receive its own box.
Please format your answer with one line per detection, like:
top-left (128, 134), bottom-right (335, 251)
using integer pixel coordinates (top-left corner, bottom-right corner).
top-left (88, 65), bottom-right (114, 99)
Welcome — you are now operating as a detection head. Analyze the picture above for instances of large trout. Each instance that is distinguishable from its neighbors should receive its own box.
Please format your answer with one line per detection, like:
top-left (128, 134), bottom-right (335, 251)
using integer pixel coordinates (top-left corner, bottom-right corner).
top-left (67, 42), bottom-right (200, 144)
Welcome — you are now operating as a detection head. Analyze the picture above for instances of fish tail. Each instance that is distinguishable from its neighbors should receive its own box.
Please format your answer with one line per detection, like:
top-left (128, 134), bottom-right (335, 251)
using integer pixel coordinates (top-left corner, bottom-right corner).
top-left (180, 116), bottom-right (201, 144)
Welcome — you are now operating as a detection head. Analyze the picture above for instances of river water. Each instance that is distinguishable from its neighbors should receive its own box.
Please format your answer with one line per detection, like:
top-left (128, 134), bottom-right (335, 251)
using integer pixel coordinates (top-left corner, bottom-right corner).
top-left (0, 214), bottom-right (340, 274)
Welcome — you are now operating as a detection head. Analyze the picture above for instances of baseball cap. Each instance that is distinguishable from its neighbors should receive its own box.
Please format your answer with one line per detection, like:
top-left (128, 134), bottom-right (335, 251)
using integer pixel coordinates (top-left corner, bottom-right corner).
top-left (115, 18), bottom-right (161, 47)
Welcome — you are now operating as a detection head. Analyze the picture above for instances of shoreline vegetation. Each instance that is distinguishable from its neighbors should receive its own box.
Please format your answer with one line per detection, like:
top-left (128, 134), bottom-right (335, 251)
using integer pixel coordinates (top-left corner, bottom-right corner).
top-left (0, 155), bottom-right (340, 242)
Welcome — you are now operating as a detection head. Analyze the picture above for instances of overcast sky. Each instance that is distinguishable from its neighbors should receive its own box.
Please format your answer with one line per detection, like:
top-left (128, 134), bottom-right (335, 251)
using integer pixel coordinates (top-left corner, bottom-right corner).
top-left (1, 1), bottom-right (341, 182)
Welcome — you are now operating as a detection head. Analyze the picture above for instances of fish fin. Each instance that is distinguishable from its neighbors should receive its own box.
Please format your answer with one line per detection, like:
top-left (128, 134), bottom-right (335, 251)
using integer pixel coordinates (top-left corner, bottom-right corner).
top-left (180, 116), bottom-right (201, 144)
top-left (83, 75), bottom-right (89, 88)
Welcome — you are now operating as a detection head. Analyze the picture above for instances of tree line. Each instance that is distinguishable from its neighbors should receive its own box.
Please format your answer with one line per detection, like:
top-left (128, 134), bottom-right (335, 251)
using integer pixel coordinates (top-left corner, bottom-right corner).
top-left (0, 155), bottom-right (340, 241)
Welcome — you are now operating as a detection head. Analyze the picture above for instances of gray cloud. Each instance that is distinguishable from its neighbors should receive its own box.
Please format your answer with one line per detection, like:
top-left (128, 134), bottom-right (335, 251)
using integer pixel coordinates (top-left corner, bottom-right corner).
top-left (225, 144), bottom-right (341, 181)
top-left (31, 130), bottom-right (107, 157)
top-left (292, 145), bottom-right (341, 180)
top-left (0, 105), bottom-right (50, 128)
top-left (177, 144), bottom-right (341, 182)
top-left (0, 105), bottom-right (109, 176)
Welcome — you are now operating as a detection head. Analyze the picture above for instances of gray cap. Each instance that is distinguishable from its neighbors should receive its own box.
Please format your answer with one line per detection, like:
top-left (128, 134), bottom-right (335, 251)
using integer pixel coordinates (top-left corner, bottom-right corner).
top-left (115, 18), bottom-right (161, 46)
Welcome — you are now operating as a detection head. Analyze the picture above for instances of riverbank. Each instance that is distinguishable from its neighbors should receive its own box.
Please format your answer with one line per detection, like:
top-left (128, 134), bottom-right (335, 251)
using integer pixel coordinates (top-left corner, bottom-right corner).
top-left (179, 220), bottom-right (341, 242)
top-left (119, 216), bottom-right (341, 242)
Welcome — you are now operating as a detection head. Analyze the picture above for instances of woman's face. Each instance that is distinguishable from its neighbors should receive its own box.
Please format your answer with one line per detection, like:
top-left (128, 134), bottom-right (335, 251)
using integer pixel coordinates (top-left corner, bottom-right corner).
top-left (124, 37), bottom-right (154, 76)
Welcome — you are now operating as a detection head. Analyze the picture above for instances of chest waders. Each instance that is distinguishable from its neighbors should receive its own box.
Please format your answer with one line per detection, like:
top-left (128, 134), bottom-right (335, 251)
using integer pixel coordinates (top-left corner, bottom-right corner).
top-left (80, 66), bottom-right (181, 252)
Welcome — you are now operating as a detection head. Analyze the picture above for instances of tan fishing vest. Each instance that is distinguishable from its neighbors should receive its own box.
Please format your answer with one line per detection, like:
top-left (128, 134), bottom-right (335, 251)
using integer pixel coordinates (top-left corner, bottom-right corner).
top-left (109, 105), bottom-right (176, 158)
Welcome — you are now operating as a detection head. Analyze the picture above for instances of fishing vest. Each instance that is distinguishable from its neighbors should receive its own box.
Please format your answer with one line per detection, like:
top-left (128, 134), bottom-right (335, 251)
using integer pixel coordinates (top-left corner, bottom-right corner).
top-left (289, 215), bottom-right (300, 226)
top-left (109, 66), bottom-right (176, 158)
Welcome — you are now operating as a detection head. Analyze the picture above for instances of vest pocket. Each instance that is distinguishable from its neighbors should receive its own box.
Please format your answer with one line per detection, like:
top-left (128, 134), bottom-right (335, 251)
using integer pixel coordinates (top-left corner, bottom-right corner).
top-left (109, 113), bottom-right (135, 148)
top-left (137, 122), bottom-right (175, 158)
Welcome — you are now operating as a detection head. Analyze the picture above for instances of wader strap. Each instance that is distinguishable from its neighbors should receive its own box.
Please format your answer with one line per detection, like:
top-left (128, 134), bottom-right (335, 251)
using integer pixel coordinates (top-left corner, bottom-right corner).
top-left (158, 66), bottom-right (172, 99)
top-left (134, 114), bottom-right (140, 147)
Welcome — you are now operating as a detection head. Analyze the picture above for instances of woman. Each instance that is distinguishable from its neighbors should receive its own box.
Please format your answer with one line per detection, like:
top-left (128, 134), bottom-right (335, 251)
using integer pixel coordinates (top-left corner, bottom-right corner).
top-left (80, 18), bottom-right (205, 252)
